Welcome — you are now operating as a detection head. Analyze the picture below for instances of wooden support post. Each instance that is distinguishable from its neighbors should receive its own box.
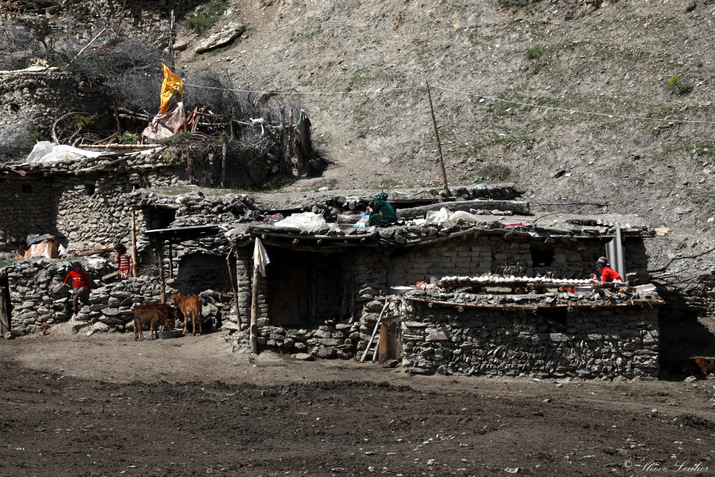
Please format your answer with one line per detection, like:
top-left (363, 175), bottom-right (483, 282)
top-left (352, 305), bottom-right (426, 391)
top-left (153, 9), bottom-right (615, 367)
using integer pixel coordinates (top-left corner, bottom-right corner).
top-left (0, 286), bottom-right (9, 334)
top-left (288, 108), bottom-right (294, 163)
top-left (157, 241), bottom-right (166, 304)
top-left (221, 133), bottom-right (227, 188)
top-left (249, 263), bottom-right (259, 354)
top-left (131, 210), bottom-right (138, 277)
top-left (168, 242), bottom-right (174, 279)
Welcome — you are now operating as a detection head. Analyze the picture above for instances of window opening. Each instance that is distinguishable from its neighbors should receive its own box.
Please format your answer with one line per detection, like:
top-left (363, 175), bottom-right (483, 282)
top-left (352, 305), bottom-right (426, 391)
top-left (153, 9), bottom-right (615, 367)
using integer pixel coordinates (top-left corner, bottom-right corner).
top-left (530, 244), bottom-right (554, 267)
top-left (537, 307), bottom-right (567, 330)
top-left (143, 206), bottom-right (176, 230)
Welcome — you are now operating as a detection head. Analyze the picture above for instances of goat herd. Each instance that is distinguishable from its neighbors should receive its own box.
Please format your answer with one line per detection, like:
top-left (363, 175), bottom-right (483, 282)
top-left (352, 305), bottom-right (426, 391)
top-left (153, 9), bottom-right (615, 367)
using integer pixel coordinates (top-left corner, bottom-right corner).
top-left (133, 293), bottom-right (203, 341)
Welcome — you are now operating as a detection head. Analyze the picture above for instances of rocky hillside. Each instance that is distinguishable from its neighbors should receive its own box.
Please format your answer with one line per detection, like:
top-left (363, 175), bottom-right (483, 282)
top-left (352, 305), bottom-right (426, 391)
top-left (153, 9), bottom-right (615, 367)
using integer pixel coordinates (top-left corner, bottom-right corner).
top-left (2, 0), bottom-right (714, 285)
top-left (183, 0), bottom-right (715, 281)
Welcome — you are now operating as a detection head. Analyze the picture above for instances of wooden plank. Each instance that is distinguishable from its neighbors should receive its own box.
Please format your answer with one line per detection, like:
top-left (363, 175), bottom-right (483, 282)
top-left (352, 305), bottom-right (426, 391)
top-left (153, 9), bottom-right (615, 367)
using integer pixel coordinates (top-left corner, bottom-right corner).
top-left (398, 199), bottom-right (530, 218)
top-left (0, 286), bottom-right (9, 334)
top-left (131, 210), bottom-right (138, 277)
top-left (378, 324), bottom-right (389, 363)
top-left (406, 296), bottom-right (663, 310)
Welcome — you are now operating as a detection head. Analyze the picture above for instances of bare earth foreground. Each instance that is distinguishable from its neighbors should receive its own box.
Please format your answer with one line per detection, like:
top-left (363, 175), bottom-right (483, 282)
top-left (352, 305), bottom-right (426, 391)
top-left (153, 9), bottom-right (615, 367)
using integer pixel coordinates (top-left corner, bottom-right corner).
top-left (1, 325), bottom-right (714, 477)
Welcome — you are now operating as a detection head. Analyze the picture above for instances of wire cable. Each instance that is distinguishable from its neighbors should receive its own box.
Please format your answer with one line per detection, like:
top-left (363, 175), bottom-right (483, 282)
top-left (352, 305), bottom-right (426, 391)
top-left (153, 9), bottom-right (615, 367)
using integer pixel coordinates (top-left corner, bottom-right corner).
top-left (181, 81), bottom-right (715, 125)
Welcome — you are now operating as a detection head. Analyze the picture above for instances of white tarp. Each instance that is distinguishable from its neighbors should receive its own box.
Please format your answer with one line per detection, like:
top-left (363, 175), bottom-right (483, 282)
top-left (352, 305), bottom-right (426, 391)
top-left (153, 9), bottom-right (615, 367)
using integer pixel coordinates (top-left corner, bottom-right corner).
top-left (25, 141), bottom-right (105, 164)
top-left (422, 207), bottom-right (482, 226)
top-left (274, 212), bottom-right (340, 234)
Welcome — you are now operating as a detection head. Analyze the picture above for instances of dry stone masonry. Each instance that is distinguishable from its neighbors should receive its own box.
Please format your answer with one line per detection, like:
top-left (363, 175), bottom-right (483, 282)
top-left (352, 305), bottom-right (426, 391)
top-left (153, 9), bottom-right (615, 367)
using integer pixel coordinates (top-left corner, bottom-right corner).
top-left (398, 291), bottom-right (660, 380)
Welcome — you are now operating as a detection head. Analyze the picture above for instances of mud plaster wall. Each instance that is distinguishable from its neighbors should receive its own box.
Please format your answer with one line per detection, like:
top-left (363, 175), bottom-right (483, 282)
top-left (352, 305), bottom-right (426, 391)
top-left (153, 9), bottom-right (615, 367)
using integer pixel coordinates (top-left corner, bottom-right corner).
top-left (401, 301), bottom-right (660, 379)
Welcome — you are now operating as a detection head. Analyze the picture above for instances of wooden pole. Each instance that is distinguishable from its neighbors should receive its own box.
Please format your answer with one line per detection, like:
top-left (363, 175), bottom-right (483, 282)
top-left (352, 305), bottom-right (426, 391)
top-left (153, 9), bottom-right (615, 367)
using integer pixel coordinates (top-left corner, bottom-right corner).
top-left (280, 107), bottom-right (286, 175)
top-left (113, 101), bottom-right (121, 136)
top-left (157, 241), bottom-right (166, 304)
top-left (0, 286), bottom-right (9, 334)
top-left (186, 151), bottom-right (194, 184)
top-left (131, 210), bottom-right (138, 277)
top-left (249, 262), bottom-right (259, 353)
top-left (288, 108), bottom-right (294, 163)
top-left (377, 324), bottom-right (389, 363)
top-left (168, 242), bottom-right (174, 279)
top-left (168, 10), bottom-right (175, 69)
top-left (426, 82), bottom-right (451, 197)
top-left (221, 133), bottom-right (227, 188)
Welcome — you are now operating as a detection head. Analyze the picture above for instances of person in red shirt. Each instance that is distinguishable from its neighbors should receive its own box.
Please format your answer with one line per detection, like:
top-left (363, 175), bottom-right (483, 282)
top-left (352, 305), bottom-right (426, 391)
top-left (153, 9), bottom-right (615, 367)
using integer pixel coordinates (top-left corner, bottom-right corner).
top-left (114, 244), bottom-right (134, 279)
top-left (590, 256), bottom-right (623, 283)
top-left (63, 262), bottom-right (92, 312)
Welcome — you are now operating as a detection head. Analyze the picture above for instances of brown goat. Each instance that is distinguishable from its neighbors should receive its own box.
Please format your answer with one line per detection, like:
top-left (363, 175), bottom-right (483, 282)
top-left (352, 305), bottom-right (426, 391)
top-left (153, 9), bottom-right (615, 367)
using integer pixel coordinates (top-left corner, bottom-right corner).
top-left (670, 357), bottom-right (715, 378)
top-left (171, 293), bottom-right (203, 336)
top-left (133, 303), bottom-right (176, 341)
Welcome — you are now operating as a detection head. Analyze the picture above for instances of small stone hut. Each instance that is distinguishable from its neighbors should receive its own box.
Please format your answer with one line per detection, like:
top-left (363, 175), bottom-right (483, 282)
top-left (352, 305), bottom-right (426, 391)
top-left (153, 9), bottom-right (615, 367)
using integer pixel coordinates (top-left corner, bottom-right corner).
top-left (223, 209), bottom-right (662, 378)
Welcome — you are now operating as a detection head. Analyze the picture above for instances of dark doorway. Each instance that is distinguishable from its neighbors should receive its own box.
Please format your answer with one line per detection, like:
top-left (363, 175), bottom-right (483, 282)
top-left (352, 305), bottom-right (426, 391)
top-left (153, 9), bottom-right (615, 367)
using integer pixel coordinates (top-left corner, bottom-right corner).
top-left (267, 248), bottom-right (345, 327)
top-left (176, 253), bottom-right (230, 296)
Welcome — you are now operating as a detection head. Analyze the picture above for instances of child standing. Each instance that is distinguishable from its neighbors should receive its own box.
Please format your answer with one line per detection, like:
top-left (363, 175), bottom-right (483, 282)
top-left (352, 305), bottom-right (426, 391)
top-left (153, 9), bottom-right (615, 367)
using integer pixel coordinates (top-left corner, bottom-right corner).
top-left (114, 244), bottom-right (134, 279)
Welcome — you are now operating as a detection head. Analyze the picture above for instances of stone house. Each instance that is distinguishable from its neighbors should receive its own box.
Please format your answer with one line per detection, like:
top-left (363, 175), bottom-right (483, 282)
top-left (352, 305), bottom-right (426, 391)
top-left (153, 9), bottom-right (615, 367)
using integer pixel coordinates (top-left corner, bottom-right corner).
top-left (0, 152), bottom-right (663, 378)
top-left (224, 212), bottom-right (661, 379)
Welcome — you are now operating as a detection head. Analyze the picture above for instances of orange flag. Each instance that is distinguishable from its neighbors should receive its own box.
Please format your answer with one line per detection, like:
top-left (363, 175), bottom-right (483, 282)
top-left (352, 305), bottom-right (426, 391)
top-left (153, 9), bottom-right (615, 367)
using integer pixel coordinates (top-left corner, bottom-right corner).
top-left (159, 64), bottom-right (184, 115)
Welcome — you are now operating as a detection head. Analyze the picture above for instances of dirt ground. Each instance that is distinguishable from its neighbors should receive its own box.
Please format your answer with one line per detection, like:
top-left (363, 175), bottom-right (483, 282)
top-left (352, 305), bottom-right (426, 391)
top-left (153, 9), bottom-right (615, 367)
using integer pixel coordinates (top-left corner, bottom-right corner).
top-left (1, 325), bottom-right (714, 477)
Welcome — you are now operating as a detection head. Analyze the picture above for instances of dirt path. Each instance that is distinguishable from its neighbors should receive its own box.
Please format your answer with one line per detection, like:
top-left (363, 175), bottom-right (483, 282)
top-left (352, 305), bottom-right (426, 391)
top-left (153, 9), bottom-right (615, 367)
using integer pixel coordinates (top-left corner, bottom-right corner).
top-left (1, 328), bottom-right (714, 476)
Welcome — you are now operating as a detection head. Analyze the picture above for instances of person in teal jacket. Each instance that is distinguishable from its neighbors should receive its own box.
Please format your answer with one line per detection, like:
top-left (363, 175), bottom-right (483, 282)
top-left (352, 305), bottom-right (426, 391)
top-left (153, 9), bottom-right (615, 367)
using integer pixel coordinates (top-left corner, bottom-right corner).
top-left (367, 192), bottom-right (397, 227)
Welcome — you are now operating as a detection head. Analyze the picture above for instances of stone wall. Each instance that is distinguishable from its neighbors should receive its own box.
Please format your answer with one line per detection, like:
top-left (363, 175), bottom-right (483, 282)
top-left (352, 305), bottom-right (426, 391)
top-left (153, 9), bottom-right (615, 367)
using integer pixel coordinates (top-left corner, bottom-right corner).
top-left (0, 70), bottom-right (109, 137)
top-left (2, 258), bottom-right (235, 336)
top-left (0, 153), bottom-right (261, 253)
top-left (0, 158), bottom-right (184, 250)
top-left (0, 175), bottom-right (56, 245)
top-left (400, 299), bottom-right (660, 380)
top-left (388, 234), bottom-right (650, 285)
top-left (4, 258), bottom-right (162, 335)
